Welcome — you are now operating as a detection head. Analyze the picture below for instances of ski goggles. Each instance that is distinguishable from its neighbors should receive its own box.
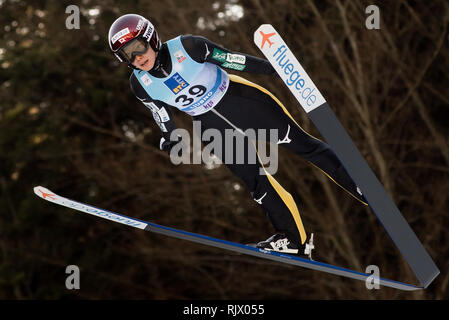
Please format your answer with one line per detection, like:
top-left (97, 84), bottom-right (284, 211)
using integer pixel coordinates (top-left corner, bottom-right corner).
top-left (118, 38), bottom-right (150, 63)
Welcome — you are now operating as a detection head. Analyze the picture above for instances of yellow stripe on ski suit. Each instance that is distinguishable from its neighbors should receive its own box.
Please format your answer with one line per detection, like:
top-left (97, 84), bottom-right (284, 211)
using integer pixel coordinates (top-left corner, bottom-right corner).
top-left (228, 74), bottom-right (368, 207)
top-left (260, 162), bottom-right (308, 245)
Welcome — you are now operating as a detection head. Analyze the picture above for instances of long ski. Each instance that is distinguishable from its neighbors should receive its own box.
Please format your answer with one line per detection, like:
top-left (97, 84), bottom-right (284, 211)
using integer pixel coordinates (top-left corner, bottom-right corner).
top-left (254, 24), bottom-right (439, 288)
top-left (34, 186), bottom-right (421, 291)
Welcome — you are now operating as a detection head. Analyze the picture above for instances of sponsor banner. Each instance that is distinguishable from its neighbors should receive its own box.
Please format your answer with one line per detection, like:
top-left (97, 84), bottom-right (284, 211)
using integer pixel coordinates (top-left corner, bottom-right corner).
top-left (142, 24), bottom-right (153, 40)
top-left (253, 24), bottom-right (326, 113)
top-left (212, 49), bottom-right (246, 71)
top-left (226, 53), bottom-right (246, 64)
top-left (136, 18), bottom-right (145, 31)
top-left (212, 48), bottom-right (227, 63)
top-left (221, 62), bottom-right (246, 71)
top-left (111, 27), bottom-right (130, 44)
top-left (157, 107), bottom-right (170, 122)
top-left (164, 72), bottom-right (189, 94)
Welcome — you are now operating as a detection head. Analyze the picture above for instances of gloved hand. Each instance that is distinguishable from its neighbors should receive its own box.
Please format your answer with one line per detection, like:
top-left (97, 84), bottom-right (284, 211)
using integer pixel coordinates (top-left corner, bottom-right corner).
top-left (159, 136), bottom-right (181, 154)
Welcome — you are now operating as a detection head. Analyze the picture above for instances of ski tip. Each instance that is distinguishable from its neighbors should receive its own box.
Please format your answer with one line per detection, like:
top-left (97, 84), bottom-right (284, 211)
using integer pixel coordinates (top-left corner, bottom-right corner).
top-left (33, 186), bottom-right (43, 196)
top-left (255, 24), bottom-right (273, 31)
top-left (253, 24), bottom-right (273, 39)
top-left (33, 186), bottom-right (52, 198)
top-left (253, 24), bottom-right (277, 48)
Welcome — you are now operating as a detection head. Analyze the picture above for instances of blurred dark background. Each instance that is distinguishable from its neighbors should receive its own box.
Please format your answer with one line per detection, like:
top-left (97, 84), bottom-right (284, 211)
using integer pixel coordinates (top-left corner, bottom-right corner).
top-left (0, 0), bottom-right (448, 299)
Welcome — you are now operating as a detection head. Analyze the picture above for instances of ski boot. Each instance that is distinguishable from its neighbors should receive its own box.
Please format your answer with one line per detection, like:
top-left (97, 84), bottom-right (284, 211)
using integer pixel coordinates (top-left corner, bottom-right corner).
top-left (256, 233), bottom-right (316, 259)
top-left (256, 233), bottom-right (300, 254)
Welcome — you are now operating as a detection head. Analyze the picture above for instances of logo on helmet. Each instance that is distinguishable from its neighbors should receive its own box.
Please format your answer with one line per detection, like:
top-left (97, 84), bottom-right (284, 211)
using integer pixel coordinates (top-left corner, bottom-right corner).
top-left (111, 27), bottom-right (130, 44)
top-left (136, 19), bottom-right (145, 31)
top-left (142, 24), bottom-right (154, 40)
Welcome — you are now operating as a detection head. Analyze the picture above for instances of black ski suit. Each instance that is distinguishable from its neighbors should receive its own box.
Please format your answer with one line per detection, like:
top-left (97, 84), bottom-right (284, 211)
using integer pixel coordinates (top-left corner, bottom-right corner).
top-left (130, 35), bottom-right (366, 246)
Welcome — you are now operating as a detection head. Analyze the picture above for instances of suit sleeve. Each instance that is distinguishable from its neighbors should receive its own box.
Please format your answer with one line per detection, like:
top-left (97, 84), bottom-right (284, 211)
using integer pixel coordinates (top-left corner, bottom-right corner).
top-left (181, 35), bottom-right (276, 75)
top-left (130, 73), bottom-right (177, 141)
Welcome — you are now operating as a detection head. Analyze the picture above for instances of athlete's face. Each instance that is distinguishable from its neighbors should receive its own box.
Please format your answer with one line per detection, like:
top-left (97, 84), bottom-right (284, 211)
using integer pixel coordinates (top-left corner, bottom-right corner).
top-left (132, 46), bottom-right (156, 71)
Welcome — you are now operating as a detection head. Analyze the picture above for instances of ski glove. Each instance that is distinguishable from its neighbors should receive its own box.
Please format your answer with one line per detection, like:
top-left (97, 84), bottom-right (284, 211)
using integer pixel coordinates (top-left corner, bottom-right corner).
top-left (159, 136), bottom-right (181, 154)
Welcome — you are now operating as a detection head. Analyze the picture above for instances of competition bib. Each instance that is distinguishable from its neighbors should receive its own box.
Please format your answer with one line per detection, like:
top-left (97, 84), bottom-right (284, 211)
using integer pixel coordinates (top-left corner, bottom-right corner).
top-left (134, 36), bottom-right (229, 116)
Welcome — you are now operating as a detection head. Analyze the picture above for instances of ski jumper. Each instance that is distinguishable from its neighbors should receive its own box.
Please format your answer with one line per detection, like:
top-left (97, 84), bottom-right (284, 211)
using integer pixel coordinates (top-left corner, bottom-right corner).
top-left (130, 35), bottom-right (367, 246)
